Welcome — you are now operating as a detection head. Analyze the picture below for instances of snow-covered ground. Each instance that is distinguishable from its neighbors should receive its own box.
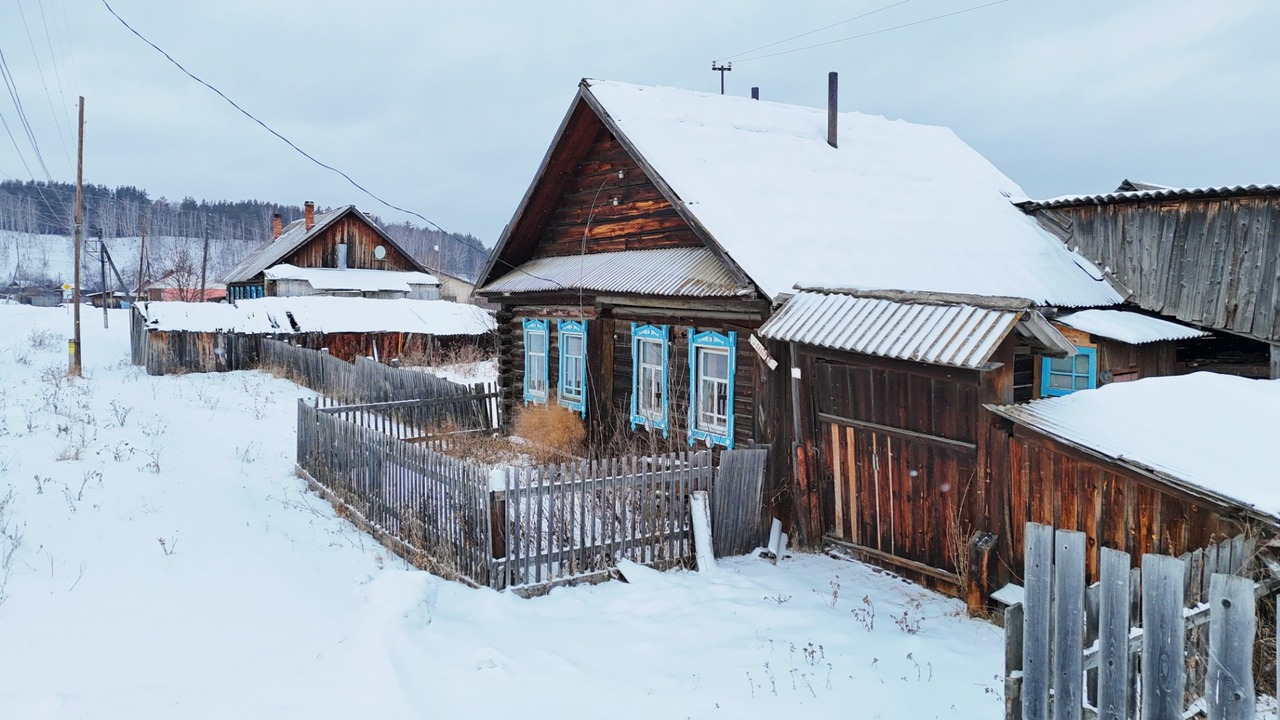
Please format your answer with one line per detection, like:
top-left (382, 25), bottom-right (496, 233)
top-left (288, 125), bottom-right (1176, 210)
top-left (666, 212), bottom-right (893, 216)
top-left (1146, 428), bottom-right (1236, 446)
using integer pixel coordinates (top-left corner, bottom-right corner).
top-left (0, 303), bottom-right (1004, 719)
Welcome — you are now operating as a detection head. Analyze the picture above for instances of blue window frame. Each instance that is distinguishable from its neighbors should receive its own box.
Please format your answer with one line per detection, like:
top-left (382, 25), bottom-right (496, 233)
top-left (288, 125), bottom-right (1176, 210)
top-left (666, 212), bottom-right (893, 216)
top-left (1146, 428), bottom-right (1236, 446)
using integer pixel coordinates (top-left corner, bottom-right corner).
top-left (630, 324), bottom-right (669, 435)
top-left (523, 318), bottom-right (549, 404)
top-left (688, 329), bottom-right (736, 449)
top-left (557, 320), bottom-right (587, 416)
top-left (1041, 347), bottom-right (1097, 397)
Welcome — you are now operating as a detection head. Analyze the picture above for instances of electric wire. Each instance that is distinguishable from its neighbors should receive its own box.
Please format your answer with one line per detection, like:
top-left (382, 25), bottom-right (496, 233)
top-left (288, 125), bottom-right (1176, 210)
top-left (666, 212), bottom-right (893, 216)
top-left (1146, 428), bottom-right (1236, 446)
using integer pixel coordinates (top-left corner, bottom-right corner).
top-left (733, 0), bottom-right (1010, 63)
top-left (16, 0), bottom-right (73, 171)
top-left (35, 0), bottom-right (78, 156)
top-left (0, 45), bottom-right (55, 181)
top-left (720, 0), bottom-right (913, 62)
top-left (99, 0), bottom-right (564, 289)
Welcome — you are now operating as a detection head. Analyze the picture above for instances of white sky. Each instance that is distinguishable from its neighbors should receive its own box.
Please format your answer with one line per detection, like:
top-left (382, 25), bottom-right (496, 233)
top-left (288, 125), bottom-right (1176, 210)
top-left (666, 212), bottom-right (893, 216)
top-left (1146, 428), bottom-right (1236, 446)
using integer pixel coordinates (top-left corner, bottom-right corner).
top-left (1, 0), bottom-right (1277, 243)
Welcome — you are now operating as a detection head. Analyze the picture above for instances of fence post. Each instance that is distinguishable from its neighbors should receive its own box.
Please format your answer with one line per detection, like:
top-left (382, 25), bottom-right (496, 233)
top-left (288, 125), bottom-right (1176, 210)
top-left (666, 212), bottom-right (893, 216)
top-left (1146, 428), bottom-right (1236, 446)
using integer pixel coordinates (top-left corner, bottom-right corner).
top-left (1052, 529), bottom-right (1086, 720)
top-left (1096, 547), bottom-right (1131, 720)
top-left (1205, 573), bottom-right (1255, 720)
top-left (1141, 553), bottom-right (1187, 720)
top-left (1022, 522), bottom-right (1054, 720)
top-left (1005, 603), bottom-right (1025, 720)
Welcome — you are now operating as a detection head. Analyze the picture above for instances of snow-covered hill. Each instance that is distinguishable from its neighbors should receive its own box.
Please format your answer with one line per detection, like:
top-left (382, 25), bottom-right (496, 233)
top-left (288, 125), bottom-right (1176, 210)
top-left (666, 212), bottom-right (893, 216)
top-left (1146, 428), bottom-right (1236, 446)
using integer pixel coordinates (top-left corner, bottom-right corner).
top-left (0, 303), bottom-right (1004, 719)
top-left (0, 230), bottom-right (253, 288)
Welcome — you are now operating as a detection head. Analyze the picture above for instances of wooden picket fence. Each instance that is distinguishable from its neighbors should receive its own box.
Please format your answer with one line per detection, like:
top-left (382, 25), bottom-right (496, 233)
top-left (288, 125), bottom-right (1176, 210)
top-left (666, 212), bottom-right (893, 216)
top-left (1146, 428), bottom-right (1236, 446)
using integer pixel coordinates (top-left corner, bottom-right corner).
top-left (263, 338), bottom-right (492, 412)
top-left (1005, 522), bottom-right (1270, 720)
top-left (296, 400), bottom-right (769, 593)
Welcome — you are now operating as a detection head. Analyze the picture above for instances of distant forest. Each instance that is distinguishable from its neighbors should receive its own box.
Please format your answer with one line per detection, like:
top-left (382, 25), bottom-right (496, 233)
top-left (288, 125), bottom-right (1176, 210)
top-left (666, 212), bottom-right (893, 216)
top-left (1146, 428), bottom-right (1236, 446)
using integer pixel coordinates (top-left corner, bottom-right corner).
top-left (0, 180), bottom-right (489, 281)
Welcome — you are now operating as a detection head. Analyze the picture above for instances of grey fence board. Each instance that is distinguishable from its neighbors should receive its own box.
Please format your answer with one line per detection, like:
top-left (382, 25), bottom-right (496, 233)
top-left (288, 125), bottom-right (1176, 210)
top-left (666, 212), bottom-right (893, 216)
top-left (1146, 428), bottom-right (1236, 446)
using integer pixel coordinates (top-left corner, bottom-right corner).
top-left (1097, 547), bottom-right (1131, 720)
top-left (1022, 522), bottom-right (1055, 720)
top-left (1052, 529), bottom-right (1086, 720)
top-left (1206, 574), bottom-right (1255, 720)
top-left (1142, 553), bottom-right (1187, 720)
top-left (712, 448), bottom-right (769, 557)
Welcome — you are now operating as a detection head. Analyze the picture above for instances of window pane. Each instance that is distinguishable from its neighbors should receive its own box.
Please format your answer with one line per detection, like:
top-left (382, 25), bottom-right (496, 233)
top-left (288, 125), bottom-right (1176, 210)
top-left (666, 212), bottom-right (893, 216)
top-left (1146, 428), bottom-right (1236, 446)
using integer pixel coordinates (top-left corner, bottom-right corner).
top-left (528, 332), bottom-right (544, 353)
top-left (700, 348), bottom-right (728, 380)
top-left (1073, 375), bottom-right (1090, 390)
top-left (566, 334), bottom-right (583, 357)
top-left (1049, 356), bottom-right (1072, 372)
top-left (1074, 354), bottom-right (1091, 374)
top-left (1049, 373), bottom-right (1072, 390)
top-left (641, 339), bottom-right (660, 365)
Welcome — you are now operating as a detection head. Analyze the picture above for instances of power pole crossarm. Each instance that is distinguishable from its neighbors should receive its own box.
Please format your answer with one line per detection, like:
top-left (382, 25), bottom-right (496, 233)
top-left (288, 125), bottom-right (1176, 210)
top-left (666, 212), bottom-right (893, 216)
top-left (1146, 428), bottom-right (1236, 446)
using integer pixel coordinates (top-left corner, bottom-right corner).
top-left (711, 61), bottom-right (732, 95)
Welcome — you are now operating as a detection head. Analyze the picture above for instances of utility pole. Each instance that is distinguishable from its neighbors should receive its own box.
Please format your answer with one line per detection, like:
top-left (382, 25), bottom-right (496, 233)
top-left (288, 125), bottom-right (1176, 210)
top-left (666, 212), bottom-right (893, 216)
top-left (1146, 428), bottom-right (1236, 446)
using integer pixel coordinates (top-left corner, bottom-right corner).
top-left (199, 212), bottom-right (210, 302)
top-left (98, 227), bottom-right (108, 328)
top-left (135, 214), bottom-right (147, 304)
top-left (70, 96), bottom-right (84, 376)
top-left (711, 61), bottom-right (732, 95)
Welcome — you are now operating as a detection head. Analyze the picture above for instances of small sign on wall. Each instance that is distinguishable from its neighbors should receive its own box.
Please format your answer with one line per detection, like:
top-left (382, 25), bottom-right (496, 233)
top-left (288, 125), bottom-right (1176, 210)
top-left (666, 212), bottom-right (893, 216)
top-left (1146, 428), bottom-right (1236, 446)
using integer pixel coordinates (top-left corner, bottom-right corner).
top-left (748, 333), bottom-right (778, 371)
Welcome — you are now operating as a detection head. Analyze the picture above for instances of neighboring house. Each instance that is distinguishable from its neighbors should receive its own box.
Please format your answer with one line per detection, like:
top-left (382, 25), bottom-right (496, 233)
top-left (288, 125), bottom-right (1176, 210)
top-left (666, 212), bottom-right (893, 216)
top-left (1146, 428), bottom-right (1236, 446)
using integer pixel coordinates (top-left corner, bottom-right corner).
top-left (1020, 182), bottom-right (1280, 379)
top-left (222, 202), bottom-right (433, 301)
top-left (143, 272), bottom-right (228, 302)
top-left (988, 372), bottom-right (1279, 583)
top-left (428, 266), bottom-right (494, 308)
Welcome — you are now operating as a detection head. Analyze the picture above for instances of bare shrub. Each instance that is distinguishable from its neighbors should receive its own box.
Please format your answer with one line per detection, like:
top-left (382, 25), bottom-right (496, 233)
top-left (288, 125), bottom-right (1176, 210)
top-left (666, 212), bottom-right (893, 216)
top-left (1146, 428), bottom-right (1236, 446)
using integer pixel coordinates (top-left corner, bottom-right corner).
top-left (512, 399), bottom-right (586, 463)
top-left (26, 329), bottom-right (57, 351)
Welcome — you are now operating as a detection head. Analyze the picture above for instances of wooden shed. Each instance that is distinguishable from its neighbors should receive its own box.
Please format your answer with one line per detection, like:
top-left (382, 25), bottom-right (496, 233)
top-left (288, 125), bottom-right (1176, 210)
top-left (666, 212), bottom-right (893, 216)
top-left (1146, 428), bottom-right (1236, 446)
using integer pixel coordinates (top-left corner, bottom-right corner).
top-left (1022, 182), bottom-right (1280, 378)
top-left (987, 372), bottom-right (1280, 584)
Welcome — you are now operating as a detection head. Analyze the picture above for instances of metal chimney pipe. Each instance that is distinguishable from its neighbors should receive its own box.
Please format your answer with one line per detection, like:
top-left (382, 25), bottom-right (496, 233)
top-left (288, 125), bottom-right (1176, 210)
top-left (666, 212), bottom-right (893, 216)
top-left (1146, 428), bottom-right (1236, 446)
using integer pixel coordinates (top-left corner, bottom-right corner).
top-left (337, 243), bottom-right (348, 270)
top-left (751, 87), bottom-right (759, 100)
top-left (827, 72), bottom-right (838, 149)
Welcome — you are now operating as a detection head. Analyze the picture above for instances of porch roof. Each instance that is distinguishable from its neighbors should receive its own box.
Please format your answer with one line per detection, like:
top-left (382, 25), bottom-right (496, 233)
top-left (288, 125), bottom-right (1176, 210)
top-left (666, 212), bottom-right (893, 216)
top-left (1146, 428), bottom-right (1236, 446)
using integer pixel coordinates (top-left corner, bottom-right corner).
top-left (1055, 309), bottom-right (1209, 344)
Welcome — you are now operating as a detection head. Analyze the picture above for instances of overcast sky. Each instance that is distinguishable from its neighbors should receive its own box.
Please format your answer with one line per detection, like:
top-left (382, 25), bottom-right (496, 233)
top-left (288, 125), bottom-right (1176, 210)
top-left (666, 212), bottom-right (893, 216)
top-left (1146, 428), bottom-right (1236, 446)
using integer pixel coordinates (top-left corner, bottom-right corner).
top-left (1, 0), bottom-right (1277, 244)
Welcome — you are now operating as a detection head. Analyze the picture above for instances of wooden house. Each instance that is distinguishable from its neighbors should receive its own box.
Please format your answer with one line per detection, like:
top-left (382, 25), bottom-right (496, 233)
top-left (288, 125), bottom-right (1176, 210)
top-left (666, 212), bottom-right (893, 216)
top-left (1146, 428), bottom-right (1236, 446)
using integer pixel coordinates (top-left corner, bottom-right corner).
top-left (1021, 182), bottom-right (1280, 379)
top-left (222, 202), bottom-right (436, 301)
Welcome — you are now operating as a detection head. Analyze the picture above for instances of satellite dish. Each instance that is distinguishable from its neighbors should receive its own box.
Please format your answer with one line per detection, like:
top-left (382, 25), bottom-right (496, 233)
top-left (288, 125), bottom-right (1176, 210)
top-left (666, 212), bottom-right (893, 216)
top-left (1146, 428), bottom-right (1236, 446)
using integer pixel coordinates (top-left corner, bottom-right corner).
top-left (373, 245), bottom-right (386, 260)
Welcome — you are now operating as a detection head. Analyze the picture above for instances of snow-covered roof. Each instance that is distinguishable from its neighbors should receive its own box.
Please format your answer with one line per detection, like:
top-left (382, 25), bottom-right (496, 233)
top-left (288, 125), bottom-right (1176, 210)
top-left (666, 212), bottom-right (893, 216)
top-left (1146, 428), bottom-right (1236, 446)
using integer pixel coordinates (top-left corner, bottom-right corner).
top-left (222, 206), bottom-right (427, 284)
top-left (137, 297), bottom-right (495, 336)
top-left (989, 373), bottom-right (1280, 518)
top-left (576, 80), bottom-right (1121, 307)
top-left (264, 264), bottom-right (439, 292)
top-left (1055, 309), bottom-right (1209, 344)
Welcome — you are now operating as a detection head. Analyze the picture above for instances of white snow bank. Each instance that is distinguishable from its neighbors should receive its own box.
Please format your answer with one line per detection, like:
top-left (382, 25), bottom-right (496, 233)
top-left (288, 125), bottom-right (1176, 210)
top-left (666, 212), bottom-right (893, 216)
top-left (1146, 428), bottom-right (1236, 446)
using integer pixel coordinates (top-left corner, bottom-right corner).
top-left (138, 296), bottom-right (496, 335)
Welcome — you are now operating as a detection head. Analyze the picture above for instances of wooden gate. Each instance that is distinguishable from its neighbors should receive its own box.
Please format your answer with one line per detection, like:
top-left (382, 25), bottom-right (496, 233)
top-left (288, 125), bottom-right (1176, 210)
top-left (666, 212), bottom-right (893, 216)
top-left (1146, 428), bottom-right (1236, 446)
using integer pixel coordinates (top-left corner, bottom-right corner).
top-left (819, 418), bottom-right (975, 582)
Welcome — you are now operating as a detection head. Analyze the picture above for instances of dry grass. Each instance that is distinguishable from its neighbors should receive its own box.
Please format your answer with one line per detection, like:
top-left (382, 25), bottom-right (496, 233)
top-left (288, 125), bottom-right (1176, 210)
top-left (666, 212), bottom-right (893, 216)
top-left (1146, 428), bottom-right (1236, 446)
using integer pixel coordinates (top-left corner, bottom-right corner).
top-left (512, 399), bottom-right (586, 464)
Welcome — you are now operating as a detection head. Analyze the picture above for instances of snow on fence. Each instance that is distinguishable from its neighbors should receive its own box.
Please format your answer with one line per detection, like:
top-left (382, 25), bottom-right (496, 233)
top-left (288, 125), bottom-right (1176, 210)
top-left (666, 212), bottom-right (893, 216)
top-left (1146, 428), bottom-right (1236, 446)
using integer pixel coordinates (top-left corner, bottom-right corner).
top-left (1005, 522), bottom-right (1269, 720)
top-left (296, 400), bottom-right (768, 593)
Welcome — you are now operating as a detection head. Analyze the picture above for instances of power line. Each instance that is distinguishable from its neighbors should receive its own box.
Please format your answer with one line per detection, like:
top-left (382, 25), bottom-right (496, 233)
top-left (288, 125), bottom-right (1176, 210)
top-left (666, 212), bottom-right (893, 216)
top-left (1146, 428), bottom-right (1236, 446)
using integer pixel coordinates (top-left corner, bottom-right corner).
top-left (16, 0), bottom-right (74, 171)
top-left (36, 0), bottom-right (79, 158)
top-left (734, 0), bottom-right (1010, 63)
top-left (0, 46), bottom-right (55, 181)
top-left (720, 0), bottom-right (914, 62)
top-left (99, 0), bottom-right (562, 289)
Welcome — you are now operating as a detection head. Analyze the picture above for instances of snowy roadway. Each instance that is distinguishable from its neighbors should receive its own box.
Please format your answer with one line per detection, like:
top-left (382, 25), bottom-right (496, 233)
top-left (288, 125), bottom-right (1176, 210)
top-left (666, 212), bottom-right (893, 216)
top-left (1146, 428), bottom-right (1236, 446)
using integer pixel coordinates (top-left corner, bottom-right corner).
top-left (0, 304), bottom-right (1002, 719)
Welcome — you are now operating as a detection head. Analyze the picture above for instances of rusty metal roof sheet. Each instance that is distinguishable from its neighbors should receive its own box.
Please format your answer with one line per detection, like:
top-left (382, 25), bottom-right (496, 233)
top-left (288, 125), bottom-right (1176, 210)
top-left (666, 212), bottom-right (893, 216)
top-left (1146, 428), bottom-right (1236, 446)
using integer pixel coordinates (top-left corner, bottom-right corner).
top-left (759, 290), bottom-right (1032, 370)
top-left (478, 247), bottom-right (746, 297)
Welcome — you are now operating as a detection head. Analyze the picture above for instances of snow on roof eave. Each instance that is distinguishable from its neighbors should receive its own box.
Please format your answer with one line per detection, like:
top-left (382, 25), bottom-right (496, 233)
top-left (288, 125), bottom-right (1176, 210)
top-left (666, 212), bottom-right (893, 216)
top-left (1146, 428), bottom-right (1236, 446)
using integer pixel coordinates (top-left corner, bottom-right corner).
top-left (1056, 309), bottom-right (1210, 345)
top-left (984, 397), bottom-right (1280, 525)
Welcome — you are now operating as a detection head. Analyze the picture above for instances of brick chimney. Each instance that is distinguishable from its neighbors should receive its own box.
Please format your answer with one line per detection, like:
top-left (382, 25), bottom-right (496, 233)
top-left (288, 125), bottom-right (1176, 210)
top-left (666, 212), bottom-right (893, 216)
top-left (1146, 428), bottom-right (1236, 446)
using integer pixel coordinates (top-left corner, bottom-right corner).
top-left (272, 213), bottom-right (283, 239)
top-left (304, 201), bottom-right (315, 231)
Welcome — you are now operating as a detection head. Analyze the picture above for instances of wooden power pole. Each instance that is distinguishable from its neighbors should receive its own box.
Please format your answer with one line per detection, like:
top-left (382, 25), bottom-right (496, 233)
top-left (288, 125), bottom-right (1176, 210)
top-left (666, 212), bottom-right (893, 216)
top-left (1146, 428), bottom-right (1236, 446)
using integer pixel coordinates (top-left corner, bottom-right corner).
top-left (199, 213), bottom-right (210, 301)
top-left (135, 215), bottom-right (148, 304)
top-left (70, 96), bottom-right (84, 376)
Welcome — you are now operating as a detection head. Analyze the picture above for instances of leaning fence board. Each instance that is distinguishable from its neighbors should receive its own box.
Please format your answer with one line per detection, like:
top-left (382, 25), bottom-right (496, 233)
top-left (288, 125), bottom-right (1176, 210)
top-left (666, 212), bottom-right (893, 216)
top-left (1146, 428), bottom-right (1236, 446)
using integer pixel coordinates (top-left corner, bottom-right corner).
top-left (1141, 553), bottom-right (1187, 720)
top-left (1022, 522), bottom-right (1055, 720)
top-left (1206, 574), bottom-right (1255, 720)
top-left (1096, 547), bottom-right (1131, 720)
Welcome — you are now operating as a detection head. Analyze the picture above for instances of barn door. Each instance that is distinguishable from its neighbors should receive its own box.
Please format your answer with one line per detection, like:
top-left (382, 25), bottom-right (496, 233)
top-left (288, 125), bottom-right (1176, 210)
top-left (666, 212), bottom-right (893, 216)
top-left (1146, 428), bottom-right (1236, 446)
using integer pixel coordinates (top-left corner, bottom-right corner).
top-left (819, 418), bottom-right (973, 575)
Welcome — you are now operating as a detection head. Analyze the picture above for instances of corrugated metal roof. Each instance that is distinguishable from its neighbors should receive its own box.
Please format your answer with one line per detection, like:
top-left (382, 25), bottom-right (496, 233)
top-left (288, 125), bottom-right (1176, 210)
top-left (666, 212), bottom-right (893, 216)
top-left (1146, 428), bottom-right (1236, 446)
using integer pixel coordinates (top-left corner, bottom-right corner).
top-left (1025, 183), bottom-right (1280, 209)
top-left (478, 247), bottom-right (746, 297)
top-left (1056, 309), bottom-right (1209, 344)
top-left (758, 291), bottom-right (1029, 370)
